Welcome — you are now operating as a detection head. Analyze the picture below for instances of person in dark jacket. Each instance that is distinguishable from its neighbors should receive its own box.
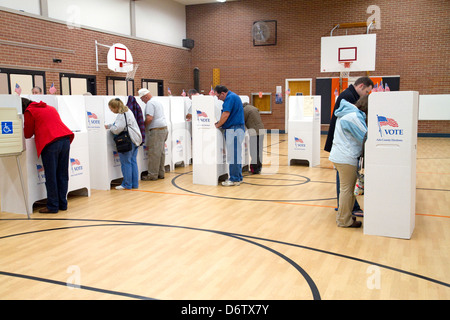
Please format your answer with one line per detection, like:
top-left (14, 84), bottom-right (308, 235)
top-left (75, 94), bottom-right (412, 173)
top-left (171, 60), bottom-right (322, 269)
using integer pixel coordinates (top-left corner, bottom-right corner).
top-left (324, 77), bottom-right (373, 215)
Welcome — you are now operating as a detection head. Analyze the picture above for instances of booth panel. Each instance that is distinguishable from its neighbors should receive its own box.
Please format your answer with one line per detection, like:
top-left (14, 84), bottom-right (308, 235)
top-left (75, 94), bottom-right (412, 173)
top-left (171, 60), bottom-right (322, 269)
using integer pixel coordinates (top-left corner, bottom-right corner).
top-left (364, 91), bottom-right (418, 239)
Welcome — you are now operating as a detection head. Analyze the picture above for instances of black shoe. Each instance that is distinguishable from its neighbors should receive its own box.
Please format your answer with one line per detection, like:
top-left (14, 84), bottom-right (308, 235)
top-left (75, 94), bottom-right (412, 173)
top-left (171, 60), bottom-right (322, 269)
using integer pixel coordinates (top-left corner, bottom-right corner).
top-left (39, 207), bottom-right (58, 214)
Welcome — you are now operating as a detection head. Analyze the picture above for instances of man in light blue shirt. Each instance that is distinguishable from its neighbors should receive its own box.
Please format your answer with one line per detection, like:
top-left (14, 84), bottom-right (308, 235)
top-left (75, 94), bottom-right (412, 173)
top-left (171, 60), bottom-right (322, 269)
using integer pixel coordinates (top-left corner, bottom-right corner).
top-left (139, 88), bottom-right (168, 181)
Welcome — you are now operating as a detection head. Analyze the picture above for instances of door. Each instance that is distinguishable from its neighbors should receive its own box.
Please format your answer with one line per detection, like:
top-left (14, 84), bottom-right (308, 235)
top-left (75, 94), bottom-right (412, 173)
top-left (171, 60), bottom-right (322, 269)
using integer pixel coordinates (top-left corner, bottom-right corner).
top-left (285, 79), bottom-right (312, 133)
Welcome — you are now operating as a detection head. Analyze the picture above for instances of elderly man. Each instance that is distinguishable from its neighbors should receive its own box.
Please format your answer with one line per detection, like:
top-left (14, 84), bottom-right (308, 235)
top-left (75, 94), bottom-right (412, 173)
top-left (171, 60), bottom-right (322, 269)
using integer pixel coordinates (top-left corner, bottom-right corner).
top-left (138, 88), bottom-right (168, 181)
top-left (243, 102), bottom-right (264, 174)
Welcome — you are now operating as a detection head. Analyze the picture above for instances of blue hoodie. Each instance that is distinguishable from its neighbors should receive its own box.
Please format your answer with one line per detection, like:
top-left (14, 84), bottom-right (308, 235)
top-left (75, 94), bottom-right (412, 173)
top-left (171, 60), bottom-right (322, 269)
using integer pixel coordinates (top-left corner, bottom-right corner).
top-left (329, 99), bottom-right (367, 167)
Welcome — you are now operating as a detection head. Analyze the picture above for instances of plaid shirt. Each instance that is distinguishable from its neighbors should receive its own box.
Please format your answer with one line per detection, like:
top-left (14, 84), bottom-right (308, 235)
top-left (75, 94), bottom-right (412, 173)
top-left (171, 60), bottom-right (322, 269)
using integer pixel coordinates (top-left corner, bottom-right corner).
top-left (126, 96), bottom-right (146, 145)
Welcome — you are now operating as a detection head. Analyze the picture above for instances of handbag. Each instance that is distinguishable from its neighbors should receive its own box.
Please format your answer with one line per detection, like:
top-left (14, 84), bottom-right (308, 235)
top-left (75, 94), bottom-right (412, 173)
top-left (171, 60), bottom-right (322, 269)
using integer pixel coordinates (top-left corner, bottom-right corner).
top-left (113, 113), bottom-right (133, 153)
top-left (354, 156), bottom-right (364, 196)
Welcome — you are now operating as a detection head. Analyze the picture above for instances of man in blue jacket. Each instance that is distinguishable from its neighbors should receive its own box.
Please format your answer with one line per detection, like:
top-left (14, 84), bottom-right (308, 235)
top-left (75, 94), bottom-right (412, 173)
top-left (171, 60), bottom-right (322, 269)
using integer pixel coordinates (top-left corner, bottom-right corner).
top-left (214, 85), bottom-right (245, 186)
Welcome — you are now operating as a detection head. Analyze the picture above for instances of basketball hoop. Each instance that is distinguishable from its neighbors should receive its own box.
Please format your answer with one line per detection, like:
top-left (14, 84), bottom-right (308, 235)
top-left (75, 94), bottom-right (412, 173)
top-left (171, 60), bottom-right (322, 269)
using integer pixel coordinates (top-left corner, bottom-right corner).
top-left (339, 61), bottom-right (352, 79)
top-left (124, 62), bottom-right (139, 81)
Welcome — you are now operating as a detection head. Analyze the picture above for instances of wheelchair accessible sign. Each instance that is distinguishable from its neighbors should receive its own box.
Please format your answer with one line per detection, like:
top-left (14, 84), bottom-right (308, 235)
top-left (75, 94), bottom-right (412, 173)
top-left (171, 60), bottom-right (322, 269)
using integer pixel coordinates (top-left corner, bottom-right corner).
top-left (1, 122), bottom-right (13, 135)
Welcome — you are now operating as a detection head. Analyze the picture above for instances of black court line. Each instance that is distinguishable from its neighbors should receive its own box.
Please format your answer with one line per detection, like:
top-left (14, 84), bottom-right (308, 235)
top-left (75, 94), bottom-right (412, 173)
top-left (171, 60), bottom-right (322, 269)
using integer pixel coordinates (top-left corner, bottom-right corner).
top-left (0, 219), bottom-right (320, 300)
top-left (0, 217), bottom-right (449, 298)
top-left (0, 270), bottom-right (156, 300)
top-left (172, 172), bottom-right (337, 202)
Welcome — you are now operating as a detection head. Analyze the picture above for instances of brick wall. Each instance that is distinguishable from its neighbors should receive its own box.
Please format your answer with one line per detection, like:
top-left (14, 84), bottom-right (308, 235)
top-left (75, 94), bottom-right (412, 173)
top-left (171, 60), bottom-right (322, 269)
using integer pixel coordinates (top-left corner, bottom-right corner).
top-left (186, 0), bottom-right (450, 133)
top-left (1, 1), bottom-right (449, 135)
top-left (0, 10), bottom-right (192, 97)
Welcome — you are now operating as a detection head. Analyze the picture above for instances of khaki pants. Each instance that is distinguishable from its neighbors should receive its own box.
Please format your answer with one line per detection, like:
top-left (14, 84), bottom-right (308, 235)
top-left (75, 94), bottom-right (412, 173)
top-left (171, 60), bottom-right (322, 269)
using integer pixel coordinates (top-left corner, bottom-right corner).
top-left (333, 163), bottom-right (357, 227)
top-left (146, 128), bottom-right (168, 180)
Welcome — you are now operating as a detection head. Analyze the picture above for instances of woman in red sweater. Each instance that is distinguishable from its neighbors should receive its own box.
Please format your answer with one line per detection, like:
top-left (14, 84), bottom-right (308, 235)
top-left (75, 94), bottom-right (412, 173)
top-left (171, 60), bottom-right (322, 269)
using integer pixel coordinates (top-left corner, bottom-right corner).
top-left (22, 99), bottom-right (74, 214)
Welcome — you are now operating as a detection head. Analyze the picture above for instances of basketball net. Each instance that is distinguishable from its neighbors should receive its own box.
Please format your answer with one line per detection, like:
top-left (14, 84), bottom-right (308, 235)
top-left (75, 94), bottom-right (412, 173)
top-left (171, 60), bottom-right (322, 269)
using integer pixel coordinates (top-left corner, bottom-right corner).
top-left (123, 62), bottom-right (139, 81)
top-left (339, 61), bottom-right (352, 79)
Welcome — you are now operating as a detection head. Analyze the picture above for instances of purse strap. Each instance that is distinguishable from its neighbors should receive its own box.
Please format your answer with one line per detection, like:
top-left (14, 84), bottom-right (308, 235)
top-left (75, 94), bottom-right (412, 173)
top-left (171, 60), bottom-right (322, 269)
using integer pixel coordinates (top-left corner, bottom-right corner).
top-left (123, 112), bottom-right (129, 132)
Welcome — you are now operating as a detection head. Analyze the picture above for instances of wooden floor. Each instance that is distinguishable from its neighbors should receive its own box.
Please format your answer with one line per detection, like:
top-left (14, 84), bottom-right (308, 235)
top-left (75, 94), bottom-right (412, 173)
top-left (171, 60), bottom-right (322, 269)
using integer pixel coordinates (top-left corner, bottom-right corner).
top-left (0, 134), bottom-right (449, 300)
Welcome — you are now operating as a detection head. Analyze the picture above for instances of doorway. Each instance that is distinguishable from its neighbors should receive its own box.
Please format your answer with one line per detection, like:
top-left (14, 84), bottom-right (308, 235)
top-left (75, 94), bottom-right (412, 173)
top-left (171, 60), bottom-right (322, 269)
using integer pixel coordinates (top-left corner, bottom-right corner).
top-left (285, 78), bottom-right (312, 133)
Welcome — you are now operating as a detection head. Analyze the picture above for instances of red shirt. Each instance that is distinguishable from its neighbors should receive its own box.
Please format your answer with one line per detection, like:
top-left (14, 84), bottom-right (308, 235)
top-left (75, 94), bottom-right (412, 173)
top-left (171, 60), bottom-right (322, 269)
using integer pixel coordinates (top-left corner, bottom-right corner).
top-left (24, 101), bottom-right (74, 157)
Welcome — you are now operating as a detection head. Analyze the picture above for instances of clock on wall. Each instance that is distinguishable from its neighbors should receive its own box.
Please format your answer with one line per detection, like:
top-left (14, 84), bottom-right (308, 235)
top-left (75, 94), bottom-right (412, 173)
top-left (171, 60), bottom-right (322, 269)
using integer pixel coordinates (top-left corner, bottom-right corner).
top-left (252, 20), bottom-right (277, 46)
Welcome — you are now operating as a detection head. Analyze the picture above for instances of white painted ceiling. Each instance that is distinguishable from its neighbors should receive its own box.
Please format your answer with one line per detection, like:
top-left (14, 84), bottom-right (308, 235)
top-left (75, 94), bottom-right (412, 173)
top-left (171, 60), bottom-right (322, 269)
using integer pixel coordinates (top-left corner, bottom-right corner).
top-left (173, 0), bottom-right (237, 5)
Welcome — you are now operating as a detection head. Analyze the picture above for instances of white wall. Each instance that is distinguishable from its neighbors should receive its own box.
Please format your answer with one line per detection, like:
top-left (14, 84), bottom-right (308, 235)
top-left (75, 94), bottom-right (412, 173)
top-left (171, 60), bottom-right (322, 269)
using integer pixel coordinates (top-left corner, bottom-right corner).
top-left (47, 0), bottom-right (131, 35)
top-left (419, 95), bottom-right (450, 120)
top-left (135, 0), bottom-right (186, 47)
top-left (0, 0), bottom-right (40, 14)
top-left (0, 0), bottom-right (186, 48)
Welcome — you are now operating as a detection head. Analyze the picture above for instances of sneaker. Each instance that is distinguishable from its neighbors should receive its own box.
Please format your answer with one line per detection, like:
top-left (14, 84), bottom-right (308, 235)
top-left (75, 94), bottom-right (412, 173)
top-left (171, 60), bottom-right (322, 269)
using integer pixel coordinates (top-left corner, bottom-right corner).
top-left (115, 185), bottom-right (125, 190)
top-left (221, 180), bottom-right (240, 187)
top-left (352, 209), bottom-right (364, 217)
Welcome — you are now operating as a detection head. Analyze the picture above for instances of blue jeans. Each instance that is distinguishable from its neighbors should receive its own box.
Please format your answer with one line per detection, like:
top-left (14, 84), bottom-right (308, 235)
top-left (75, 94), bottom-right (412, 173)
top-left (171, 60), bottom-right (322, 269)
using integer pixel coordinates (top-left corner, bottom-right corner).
top-left (118, 143), bottom-right (139, 189)
top-left (224, 125), bottom-right (245, 182)
top-left (41, 136), bottom-right (71, 211)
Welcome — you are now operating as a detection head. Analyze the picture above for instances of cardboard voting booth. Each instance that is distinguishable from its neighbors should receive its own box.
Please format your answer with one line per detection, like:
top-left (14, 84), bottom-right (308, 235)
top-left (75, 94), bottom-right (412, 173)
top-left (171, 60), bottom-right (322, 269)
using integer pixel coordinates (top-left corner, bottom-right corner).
top-left (0, 95), bottom-right (90, 216)
top-left (85, 95), bottom-right (129, 190)
top-left (192, 95), bottom-right (228, 185)
top-left (287, 96), bottom-right (321, 167)
top-left (364, 91), bottom-right (419, 239)
top-left (0, 95), bottom-right (28, 217)
top-left (169, 96), bottom-right (189, 168)
top-left (183, 97), bottom-right (193, 164)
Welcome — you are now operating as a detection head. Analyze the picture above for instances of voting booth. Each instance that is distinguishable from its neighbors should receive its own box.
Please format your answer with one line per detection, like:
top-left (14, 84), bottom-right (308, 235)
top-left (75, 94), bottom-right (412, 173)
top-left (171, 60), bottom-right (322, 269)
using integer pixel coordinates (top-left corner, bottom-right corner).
top-left (170, 96), bottom-right (189, 168)
top-left (0, 95), bottom-right (90, 216)
top-left (85, 95), bottom-right (130, 190)
top-left (364, 91), bottom-right (419, 239)
top-left (192, 95), bottom-right (228, 185)
top-left (0, 95), bottom-right (28, 217)
top-left (183, 97), bottom-right (193, 164)
top-left (287, 95), bottom-right (321, 167)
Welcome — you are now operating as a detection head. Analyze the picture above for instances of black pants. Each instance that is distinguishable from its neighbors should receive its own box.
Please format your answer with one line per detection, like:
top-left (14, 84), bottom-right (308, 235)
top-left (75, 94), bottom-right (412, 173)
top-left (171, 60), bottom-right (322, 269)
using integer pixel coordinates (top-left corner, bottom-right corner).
top-left (41, 137), bottom-right (71, 211)
top-left (249, 134), bottom-right (264, 174)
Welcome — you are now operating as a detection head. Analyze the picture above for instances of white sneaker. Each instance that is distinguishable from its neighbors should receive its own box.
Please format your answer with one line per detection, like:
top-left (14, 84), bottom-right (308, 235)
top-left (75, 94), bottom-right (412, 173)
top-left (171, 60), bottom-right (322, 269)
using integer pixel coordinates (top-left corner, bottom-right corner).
top-left (115, 185), bottom-right (125, 190)
top-left (221, 180), bottom-right (240, 187)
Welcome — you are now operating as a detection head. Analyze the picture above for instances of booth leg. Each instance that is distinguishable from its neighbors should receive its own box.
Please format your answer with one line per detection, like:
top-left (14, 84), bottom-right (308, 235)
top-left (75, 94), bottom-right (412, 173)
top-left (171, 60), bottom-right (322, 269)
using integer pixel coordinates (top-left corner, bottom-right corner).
top-left (16, 155), bottom-right (31, 219)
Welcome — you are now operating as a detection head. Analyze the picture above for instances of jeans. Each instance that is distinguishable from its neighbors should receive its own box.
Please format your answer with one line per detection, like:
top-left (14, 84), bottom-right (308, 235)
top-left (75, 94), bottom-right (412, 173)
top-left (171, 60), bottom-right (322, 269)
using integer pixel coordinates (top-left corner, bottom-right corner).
top-left (40, 136), bottom-right (71, 211)
top-left (224, 125), bottom-right (245, 182)
top-left (118, 143), bottom-right (139, 189)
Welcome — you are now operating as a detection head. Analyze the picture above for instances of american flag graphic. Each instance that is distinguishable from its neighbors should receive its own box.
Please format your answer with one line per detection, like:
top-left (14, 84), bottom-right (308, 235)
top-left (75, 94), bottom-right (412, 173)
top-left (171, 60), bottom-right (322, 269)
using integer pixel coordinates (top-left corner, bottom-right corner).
top-left (196, 110), bottom-right (208, 117)
top-left (295, 137), bottom-right (304, 143)
top-left (87, 112), bottom-right (97, 119)
top-left (377, 116), bottom-right (398, 127)
top-left (70, 158), bottom-right (81, 166)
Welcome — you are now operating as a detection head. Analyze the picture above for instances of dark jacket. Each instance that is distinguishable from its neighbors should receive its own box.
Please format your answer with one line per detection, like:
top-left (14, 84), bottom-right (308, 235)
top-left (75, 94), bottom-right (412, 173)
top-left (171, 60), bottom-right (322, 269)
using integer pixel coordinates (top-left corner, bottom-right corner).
top-left (324, 84), bottom-right (360, 152)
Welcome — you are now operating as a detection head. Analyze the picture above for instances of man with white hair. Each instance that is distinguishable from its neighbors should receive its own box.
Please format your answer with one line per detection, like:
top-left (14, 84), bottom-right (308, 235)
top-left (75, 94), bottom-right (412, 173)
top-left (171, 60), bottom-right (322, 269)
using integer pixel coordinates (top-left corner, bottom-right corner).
top-left (138, 88), bottom-right (168, 181)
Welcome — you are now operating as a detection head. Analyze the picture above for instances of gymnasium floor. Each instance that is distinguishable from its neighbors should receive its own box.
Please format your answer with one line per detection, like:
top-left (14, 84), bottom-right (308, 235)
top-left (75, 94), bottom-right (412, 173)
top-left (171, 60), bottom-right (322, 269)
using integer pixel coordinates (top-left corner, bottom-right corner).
top-left (0, 134), bottom-right (449, 300)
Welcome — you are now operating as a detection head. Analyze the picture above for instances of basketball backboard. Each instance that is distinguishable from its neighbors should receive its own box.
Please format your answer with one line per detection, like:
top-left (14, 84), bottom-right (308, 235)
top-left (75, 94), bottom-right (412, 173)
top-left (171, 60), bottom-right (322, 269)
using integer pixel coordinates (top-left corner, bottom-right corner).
top-left (107, 43), bottom-right (134, 73)
top-left (320, 34), bottom-right (376, 72)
